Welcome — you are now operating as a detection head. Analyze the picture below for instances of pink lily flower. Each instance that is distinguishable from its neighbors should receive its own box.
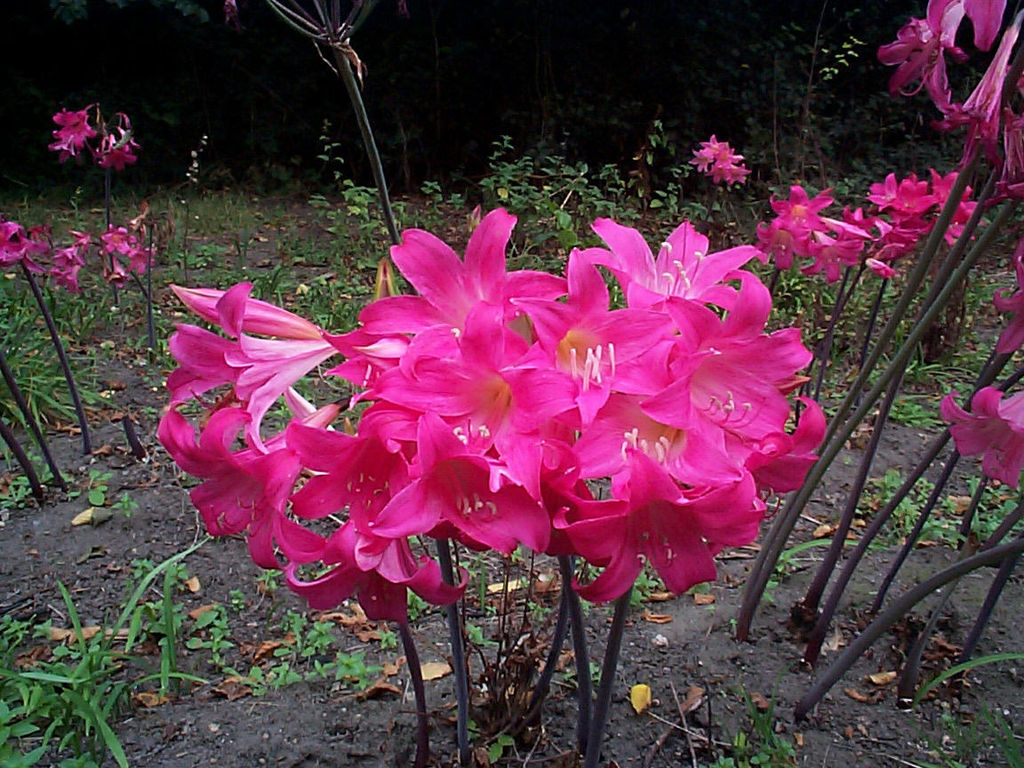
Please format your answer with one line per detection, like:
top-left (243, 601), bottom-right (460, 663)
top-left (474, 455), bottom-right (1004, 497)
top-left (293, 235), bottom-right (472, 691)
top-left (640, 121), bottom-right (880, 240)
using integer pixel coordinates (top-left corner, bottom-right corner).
top-left (556, 450), bottom-right (761, 602)
top-left (48, 106), bottom-right (97, 162)
top-left (993, 238), bottom-right (1024, 353)
top-left (286, 419), bottom-right (411, 531)
top-left (171, 283), bottom-right (324, 340)
top-left (587, 218), bottom-right (759, 310)
top-left (367, 413), bottom-right (552, 554)
top-left (359, 208), bottom-right (564, 335)
top-left (936, 10), bottom-right (1022, 163)
top-left (284, 522), bottom-right (465, 621)
top-left (515, 252), bottom-right (674, 424)
top-left (691, 135), bottom-right (751, 186)
top-left (942, 386), bottom-right (1024, 486)
top-left (879, 0), bottom-right (1007, 113)
top-left (168, 283), bottom-right (339, 446)
top-left (158, 406), bottom-right (337, 568)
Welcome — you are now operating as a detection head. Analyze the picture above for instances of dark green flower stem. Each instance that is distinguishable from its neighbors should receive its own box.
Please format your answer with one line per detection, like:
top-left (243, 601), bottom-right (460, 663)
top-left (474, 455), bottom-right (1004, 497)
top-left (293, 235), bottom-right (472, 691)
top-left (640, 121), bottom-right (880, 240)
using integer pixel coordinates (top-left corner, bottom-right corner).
top-left (0, 344), bottom-right (66, 491)
top-left (104, 166), bottom-right (118, 306)
top-left (522, 565), bottom-right (571, 726)
top-left (810, 264), bottom-right (862, 403)
top-left (22, 264), bottom-right (92, 455)
top-left (856, 276), bottom-right (887, 388)
top-left (957, 536), bottom-right (1023, 664)
top-left (146, 227), bottom-right (156, 350)
top-left (582, 587), bottom-right (631, 768)
top-left (560, 555), bottom-right (593, 754)
top-left (435, 538), bottom-right (470, 765)
top-left (0, 413), bottom-right (45, 501)
top-left (398, 620), bottom-right (429, 768)
top-left (797, 367), bottom-right (905, 646)
top-left (331, 45), bottom-right (401, 246)
top-left (794, 537), bottom-right (1024, 721)
top-left (802, 430), bottom-right (956, 665)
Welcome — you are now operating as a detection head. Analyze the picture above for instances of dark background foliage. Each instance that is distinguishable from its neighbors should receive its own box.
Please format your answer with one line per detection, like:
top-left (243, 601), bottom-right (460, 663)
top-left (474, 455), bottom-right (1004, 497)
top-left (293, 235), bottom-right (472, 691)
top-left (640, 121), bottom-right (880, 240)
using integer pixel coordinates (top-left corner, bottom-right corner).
top-left (3, 0), bottom-right (965, 197)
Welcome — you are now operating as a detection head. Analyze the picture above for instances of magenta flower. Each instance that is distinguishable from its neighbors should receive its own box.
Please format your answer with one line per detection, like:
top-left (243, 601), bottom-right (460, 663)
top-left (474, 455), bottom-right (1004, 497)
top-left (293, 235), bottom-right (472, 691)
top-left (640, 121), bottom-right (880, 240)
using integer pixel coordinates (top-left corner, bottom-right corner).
top-left (158, 406), bottom-right (334, 568)
top-left (515, 251), bottom-right (674, 424)
top-left (0, 219), bottom-right (47, 273)
top-left (755, 186), bottom-right (834, 269)
top-left (94, 114), bottom-right (140, 171)
top-left (942, 386), bottom-right (1024, 486)
top-left (161, 208), bottom-right (819, 615)
top-left (48, 106), bottom-right (97, 162)
top-left (878, 0), bottom-right (1006, 113)
top-left (556, 450), bottom-right (761, 602)
top-left (993, 237), bottom-right (1024, 353)
top-left (50, 244), bottom-right (86, 292)
top-left (284, 522), bottom-right (465, 622)
top-left (691, 135), bottom-right (751, 186)
top-left (587, 218), bottom-right (759, 310)
top-left (368, 413), bottom-right (552, 554)
top-left (359, 208), bottom-right (564, 335)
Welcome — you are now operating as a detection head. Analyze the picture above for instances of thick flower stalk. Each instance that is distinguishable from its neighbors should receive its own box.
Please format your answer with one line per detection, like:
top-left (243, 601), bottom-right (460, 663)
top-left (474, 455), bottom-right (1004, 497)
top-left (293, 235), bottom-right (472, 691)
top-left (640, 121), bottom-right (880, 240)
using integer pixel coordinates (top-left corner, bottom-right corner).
top-left (160, 209), bottom-right (818, 766)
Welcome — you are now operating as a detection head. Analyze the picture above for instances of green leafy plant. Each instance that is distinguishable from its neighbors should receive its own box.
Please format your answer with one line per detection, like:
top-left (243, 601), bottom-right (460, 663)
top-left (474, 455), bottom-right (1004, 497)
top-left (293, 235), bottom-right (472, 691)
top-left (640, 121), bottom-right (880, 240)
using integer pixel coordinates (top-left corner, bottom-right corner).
top-left (0, 539), bottom-right (207, 766)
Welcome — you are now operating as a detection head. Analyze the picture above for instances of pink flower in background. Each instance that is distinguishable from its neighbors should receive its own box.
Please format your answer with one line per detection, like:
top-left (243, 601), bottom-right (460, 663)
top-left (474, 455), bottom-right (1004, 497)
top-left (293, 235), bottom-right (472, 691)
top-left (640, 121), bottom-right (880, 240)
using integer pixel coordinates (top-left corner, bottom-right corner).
top-left (993, 237), bottom-right (1024, 353)
top-left (94, 113), bottom-right (140, 170)
top-left (691, 135), bottom-right (751, 186)
top-left (755, 186), bottom-right (833, 269)
top-left (0, 218), bottom-right (47, 273)
top-left (878, 0), bottom-right (1006, 113)
top-left (587, 218), bottom-right (758, 310)
top-left (48, 106), bottom-right (97, 162)
top-left (942, 386), bottom-right (1024, 486)
top-left (50, 244), bottom-right (86, 292)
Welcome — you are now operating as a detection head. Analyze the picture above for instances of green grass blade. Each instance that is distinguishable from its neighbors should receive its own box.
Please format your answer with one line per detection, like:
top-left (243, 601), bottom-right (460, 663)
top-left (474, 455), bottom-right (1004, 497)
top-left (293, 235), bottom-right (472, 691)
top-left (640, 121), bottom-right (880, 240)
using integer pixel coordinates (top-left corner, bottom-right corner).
top-left (914, 652), bottom-right (1024, 706)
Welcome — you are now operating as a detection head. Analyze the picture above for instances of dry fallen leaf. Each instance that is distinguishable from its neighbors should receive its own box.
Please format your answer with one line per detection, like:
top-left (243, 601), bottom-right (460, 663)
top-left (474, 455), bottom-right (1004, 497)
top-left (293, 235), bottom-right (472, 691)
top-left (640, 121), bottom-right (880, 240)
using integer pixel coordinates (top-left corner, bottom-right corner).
top-left (630, 684), bottom-right (653, 714)
top-left (867, 670), bottom-right (897, 686)
top-left (184, 576), bottom-right (201, 593)
top-left (239, 640), bottom-right (283, 663)
top-left (640, 611), bottom-right (673, 624)
top-left (188, 604), bottom-right (218, 621)
top-left (644, 591), bottom-right (674, 603)
top-left (420, 661), bottom-right (452, 681)
top-left (813, 523), bottom-right (837, 538)
top-left (133, 691), bottom-right (169, 708)
top-left (794, 732), bottom-right (804, 748)
top-left (823, 626), bottom-right (844, 653)
top-left (749, 691), bottom-right (770, 711)
top-left (679, 685), bottom-right (705, 714)
top-left (692, 593), bottom-right (716, 606)
top-left (486, 578), bottom-right (524, 594)
top-left (382, 657), bottom-right (406, 676)
top-left (356, 680), bottom-right (402, 700)
top-left (844, 687), bottom-right (871, 703)
top-left (212, 677), bottom-right (253, 701)
top-left (71, 507), bottom-right (113, 527)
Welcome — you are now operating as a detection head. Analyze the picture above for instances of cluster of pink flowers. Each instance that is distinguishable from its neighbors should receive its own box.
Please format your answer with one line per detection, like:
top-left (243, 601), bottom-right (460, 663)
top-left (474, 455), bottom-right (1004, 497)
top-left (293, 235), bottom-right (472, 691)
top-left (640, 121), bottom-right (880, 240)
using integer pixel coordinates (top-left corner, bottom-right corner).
top-left (880, 0), bottom-right (1024, 198)
top-left (159, 211), bottom-right (821, 619)
top-left (755, 170), bottom-right (976, 283)
top-left (691, 135), bottom-right (750, 186)
top-left (0, 216), bottom-right (150, 293)
top-left (49, 106), bottom-right (140, 171)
